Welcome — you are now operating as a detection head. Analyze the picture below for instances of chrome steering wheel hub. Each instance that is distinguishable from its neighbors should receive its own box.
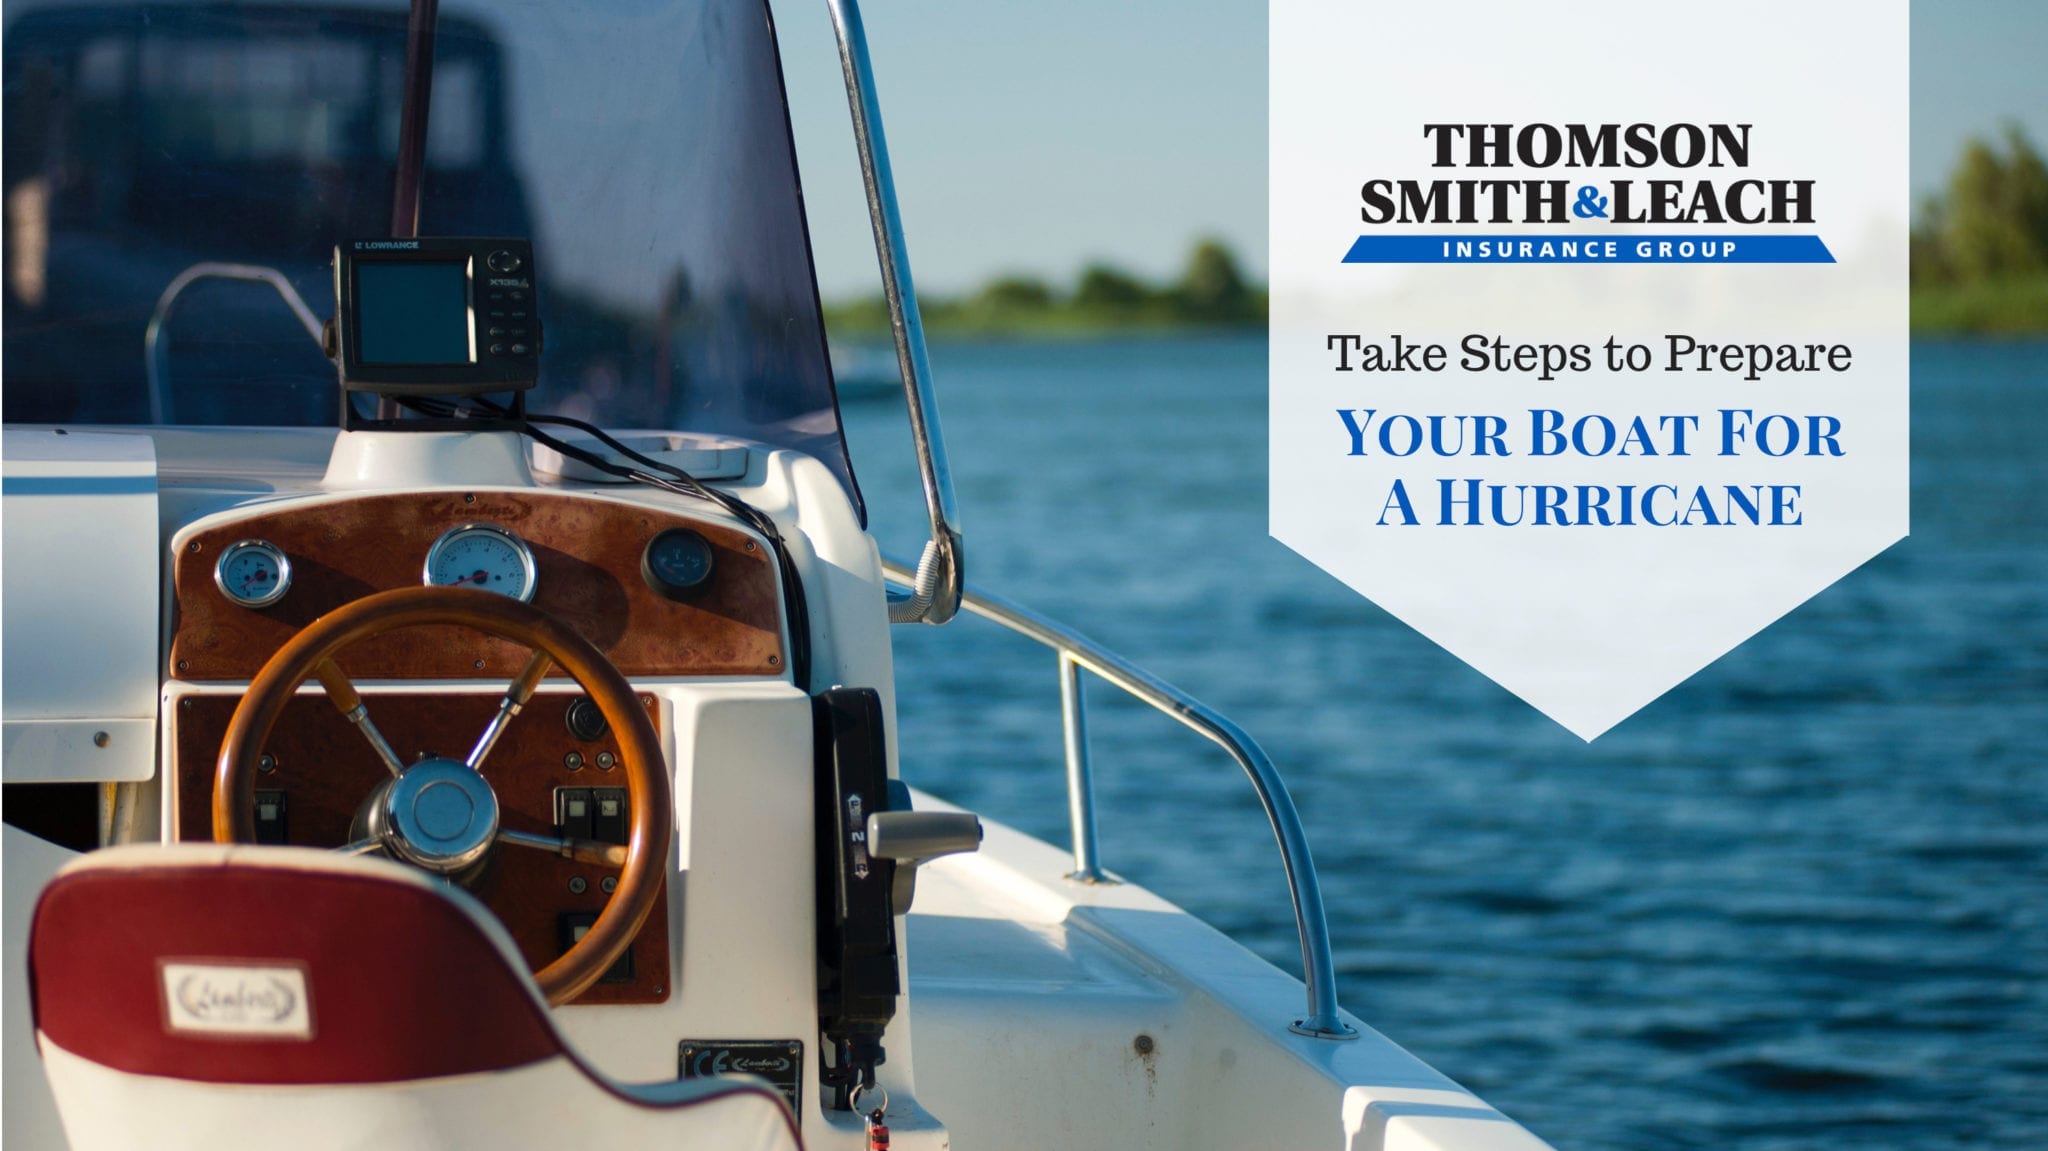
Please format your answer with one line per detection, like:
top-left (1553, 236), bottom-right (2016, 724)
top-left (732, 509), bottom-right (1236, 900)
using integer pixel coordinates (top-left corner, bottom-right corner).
top-left (366, 757), bottom-right (502, 874)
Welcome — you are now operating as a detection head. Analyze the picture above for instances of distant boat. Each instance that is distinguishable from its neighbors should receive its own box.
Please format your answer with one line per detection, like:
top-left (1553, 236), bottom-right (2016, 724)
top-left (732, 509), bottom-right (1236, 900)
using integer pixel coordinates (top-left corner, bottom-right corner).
top-left (830, 341), bottom-right (906, 402)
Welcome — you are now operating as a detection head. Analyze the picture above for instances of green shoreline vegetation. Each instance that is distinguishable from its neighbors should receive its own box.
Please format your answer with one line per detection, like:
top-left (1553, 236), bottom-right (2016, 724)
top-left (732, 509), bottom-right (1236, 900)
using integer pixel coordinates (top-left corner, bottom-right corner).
top-left (828, 128), bottom-right (2048, 340)
top-left (825, 238), bottom-right (1265, 339)
top-left (1910, 126), bottom-right (2048, 335)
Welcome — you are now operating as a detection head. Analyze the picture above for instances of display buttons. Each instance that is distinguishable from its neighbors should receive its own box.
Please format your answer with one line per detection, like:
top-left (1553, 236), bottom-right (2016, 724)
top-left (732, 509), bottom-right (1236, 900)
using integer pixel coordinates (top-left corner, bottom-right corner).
top-left (487, 249), bottom-right (522, 273)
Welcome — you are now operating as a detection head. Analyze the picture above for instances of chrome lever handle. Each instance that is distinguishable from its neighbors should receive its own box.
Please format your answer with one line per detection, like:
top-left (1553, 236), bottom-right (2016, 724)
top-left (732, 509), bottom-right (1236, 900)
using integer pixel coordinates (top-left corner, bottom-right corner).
top-left (865, 810), bottom-right (981, 862)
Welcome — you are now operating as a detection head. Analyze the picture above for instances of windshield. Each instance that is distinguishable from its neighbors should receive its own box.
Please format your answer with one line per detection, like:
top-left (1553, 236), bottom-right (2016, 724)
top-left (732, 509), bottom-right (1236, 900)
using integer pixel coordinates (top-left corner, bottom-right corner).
top-left (2, 0), bottom-right (862, 517)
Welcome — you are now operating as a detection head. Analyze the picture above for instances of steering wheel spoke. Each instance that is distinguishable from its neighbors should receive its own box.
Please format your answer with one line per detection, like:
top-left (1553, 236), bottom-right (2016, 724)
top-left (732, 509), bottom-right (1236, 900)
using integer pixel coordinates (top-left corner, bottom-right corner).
top-left (466, 650), bottom-right (553, 773)
top-left (313, 658), bottom-right (406, 778)
top-left (497, 828), bottom-right (629, 868)
top-left (335, 837), bottom-right (384, 857)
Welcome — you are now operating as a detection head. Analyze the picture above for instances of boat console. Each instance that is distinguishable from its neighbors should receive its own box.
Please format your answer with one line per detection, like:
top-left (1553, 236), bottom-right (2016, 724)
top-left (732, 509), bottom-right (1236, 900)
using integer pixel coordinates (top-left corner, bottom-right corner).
top-left (163, 485), bottom-right (793, 1006)
top-left (8, 382), bottom-right (967, 1143)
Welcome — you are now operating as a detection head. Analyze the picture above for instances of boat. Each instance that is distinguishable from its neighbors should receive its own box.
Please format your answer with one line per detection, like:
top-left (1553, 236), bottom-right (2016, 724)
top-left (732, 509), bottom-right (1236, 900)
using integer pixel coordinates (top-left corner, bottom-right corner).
top-left (826, 342), bottom-right (906, 403)
top-left (1, 2), bottom-right (1553, 1147)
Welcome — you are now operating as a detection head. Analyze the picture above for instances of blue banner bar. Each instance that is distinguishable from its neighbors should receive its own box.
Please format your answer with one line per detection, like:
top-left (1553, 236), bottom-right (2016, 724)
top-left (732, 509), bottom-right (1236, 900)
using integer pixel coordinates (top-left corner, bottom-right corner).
top-left (1341, 235), bottom-right (1836, 264)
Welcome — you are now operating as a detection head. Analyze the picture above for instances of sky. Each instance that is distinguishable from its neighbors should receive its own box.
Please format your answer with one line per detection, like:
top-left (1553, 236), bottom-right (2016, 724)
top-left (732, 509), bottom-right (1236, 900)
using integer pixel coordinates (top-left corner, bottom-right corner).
top-left (772, 0), bottom-right (2048, 299)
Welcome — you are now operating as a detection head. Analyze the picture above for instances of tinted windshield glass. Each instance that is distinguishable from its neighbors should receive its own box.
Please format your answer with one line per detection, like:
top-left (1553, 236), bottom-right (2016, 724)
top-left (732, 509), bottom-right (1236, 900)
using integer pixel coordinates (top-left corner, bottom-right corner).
top-left (2, 0), bottom-right (861, 516)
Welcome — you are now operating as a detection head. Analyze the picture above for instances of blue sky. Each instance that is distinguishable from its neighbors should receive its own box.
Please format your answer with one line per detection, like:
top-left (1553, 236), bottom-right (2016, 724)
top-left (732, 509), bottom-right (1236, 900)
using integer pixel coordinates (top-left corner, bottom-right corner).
top-left (775, 1), bottom-right (2048, 298)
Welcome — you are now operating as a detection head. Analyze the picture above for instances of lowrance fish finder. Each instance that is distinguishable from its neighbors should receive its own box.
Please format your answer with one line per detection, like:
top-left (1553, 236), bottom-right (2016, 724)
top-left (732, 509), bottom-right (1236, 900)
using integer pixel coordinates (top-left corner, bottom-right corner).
top-left (331, 237), bottom-right (539, 395)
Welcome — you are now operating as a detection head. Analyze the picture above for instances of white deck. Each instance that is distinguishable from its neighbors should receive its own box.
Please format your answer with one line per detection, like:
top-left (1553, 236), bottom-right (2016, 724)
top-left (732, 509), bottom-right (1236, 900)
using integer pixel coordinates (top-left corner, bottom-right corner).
top-left (906, 796), bottom-right (1551, 1151)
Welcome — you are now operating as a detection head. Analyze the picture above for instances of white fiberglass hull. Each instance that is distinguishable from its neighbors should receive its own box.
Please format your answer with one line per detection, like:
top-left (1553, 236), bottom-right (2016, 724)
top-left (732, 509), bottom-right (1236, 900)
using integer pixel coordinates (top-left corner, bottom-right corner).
top-left (904, 795), bottom-right (1551, 1151)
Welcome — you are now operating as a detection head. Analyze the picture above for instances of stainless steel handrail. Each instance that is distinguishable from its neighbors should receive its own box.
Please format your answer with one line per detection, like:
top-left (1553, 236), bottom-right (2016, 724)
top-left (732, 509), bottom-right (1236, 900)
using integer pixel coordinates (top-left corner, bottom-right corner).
top-left (144, 263), bottom-right (327, 424)
top-left (1059, 652), bottom-right (1108, 884)
top-left (882, 558), bottom-right (1358, 1041)
top-left (828, 0), bottom-right (965, 626)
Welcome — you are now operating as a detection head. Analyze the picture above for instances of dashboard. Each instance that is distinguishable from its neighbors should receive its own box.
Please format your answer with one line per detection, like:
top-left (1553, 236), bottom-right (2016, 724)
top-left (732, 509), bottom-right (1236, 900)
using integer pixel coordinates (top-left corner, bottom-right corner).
top-left (169, 490), bottom-right (785, 681)
top-left (166, 490), bottom-right (787, 1004)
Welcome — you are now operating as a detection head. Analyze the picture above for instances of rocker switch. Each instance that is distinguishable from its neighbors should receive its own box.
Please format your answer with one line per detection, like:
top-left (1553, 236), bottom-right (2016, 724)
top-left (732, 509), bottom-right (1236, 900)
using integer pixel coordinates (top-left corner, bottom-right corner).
top-left (555, 788), bottom-right (594, 840)
top-left (591, 789), bottom-right (628, 845)
top-left (559, 913), bottom-right (635, 984)
top-left (253, 790), bottom-right (288, 845)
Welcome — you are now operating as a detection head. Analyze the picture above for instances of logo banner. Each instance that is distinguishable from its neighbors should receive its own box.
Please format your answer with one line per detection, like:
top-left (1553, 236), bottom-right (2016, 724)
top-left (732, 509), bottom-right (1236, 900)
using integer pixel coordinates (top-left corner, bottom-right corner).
top-left (1269, 0), bottom-right (1909, 739)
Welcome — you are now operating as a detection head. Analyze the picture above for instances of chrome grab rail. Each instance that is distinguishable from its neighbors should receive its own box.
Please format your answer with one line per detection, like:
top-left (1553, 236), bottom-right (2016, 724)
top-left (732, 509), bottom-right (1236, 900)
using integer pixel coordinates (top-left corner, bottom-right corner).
top-left (882, 558), bottom-right (1358, 1041)
top-left (144, 263), bottom-right (327, 424)
top-left (829, 0), bottom-right (965, 626)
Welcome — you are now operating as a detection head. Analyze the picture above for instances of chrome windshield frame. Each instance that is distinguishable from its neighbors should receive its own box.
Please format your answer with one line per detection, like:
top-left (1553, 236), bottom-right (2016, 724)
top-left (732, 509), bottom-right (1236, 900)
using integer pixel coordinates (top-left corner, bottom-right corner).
top-left (827, 0), bottom-right (964, 626)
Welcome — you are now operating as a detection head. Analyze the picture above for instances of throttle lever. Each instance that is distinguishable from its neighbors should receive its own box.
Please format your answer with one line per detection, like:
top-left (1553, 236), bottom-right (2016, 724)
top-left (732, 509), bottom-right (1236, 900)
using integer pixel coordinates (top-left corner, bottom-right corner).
top-left (865, 811), bottom-right (980, 861)
top-left (866, 806), bottom-right (981, 913)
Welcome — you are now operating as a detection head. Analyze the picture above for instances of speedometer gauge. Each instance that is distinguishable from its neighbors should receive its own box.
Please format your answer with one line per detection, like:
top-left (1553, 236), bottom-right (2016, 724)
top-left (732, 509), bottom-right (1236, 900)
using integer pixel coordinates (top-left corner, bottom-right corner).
top-left (422, 523), bottom-right (537, 602)
top-left (214, 539), bottom-right (292, 607)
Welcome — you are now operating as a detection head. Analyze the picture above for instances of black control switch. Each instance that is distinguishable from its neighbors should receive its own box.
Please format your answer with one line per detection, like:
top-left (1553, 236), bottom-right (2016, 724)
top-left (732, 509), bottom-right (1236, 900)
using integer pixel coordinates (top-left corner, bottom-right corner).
top-left (591, 788), bottom-right (628, 845)
top-left (559, 912), bottom-right (635, 984)
top-left (253, 790), bottom-right (288, 845)
top-left (556, 788), bottom-right (594, 840)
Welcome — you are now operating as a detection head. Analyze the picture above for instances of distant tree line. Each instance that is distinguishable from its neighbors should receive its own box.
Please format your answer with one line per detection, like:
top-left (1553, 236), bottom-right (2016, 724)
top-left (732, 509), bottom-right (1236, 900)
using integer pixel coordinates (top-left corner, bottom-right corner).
top-left (1914, 125), bottom-right (2048, 284)
top-left (1910, 126), bottom-right (2048, 333)
top-left (826, 238), bottom-right (1266, 337)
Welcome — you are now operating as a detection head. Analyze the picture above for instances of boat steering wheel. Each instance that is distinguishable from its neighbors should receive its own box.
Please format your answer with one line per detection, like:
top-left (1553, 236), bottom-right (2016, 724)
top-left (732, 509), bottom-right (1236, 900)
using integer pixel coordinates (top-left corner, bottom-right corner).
top-left (213, 586), bottom-right (672, 1006)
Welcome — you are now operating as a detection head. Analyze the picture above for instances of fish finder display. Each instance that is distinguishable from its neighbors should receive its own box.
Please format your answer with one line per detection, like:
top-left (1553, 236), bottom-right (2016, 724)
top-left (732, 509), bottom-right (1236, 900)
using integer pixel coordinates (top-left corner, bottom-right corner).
top-left (356, 262), bottom-right (471, 364)
top-left (333, 237), bottom-right (538, 395)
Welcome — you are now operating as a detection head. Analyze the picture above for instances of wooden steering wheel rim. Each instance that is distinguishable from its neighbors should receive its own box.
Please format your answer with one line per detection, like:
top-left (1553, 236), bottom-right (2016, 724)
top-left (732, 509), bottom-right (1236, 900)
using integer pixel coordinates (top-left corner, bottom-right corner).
top-left (214, 585), bottom-right (673, 1006)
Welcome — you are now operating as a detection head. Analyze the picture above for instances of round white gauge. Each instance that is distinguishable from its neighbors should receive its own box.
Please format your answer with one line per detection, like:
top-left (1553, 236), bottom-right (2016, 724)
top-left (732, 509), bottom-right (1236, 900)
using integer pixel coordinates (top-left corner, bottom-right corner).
top-left (422, 523), bottom-right (537, 602)
top-left (214, 539), bottom-right (293, 608)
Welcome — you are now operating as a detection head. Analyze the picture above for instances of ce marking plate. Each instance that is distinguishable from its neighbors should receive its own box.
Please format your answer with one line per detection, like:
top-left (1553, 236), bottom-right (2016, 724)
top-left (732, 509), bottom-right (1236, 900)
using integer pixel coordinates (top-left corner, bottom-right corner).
top-left (678, 1039), bottom-right (803, 1117)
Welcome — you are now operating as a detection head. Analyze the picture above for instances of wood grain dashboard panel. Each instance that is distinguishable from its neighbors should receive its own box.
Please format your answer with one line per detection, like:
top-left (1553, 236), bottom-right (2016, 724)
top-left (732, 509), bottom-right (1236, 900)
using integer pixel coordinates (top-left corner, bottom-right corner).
top-left (170, 491), bottom-right (784, 681)
top-left (173, 692), bottom-right (672, 1006)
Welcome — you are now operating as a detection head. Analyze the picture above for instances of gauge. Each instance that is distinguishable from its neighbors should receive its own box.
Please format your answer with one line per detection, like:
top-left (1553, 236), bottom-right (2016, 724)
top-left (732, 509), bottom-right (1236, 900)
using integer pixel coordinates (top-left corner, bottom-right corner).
top-left (641, 528), bottom-right (715, 601)
top-left (214, 539), bottom-right (293, 608)
top-left (422, 523), bottom-right (537, 602)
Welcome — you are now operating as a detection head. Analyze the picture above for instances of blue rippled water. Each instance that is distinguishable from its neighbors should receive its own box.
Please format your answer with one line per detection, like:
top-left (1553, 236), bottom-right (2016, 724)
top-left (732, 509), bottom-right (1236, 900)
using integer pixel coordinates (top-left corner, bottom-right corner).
top-left (838, 336), bottom-right (2047, 1150)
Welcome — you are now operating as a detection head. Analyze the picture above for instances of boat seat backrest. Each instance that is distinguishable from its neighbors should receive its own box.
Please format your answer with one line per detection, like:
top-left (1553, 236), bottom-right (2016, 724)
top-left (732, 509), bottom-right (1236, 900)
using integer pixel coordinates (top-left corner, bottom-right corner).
top-left (29, 844), bottom-right (801, 1151)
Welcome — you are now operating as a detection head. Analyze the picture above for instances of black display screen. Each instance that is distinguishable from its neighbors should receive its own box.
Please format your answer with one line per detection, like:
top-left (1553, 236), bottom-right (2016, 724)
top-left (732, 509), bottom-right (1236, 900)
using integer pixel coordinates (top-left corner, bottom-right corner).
top-left (355, 262), bottom-right (471, 364)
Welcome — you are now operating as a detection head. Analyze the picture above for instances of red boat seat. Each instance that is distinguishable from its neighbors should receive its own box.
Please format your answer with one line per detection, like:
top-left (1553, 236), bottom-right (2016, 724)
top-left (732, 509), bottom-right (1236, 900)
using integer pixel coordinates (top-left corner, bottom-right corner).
top-left (28, 844), bottom-right (802, 1151)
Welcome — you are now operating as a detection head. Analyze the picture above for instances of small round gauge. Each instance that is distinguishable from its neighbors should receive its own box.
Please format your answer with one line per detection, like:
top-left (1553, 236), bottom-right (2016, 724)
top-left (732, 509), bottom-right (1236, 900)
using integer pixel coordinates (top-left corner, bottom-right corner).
top-left (214, 539), bottom-right (293, 608)
top-left (641, 528), bottom-right (715, 601)
top-left (423, 523), bottom-right (537, 602)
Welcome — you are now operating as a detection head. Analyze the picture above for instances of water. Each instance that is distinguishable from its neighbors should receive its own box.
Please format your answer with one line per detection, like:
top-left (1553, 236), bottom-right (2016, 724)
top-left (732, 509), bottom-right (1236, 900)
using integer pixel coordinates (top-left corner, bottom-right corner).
top-left (837, 335), bottom-right (2048, 1151)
